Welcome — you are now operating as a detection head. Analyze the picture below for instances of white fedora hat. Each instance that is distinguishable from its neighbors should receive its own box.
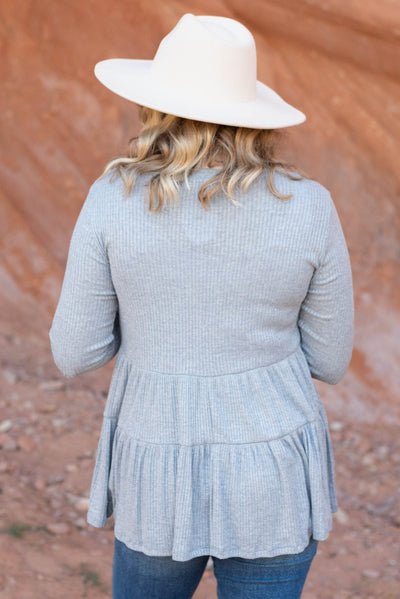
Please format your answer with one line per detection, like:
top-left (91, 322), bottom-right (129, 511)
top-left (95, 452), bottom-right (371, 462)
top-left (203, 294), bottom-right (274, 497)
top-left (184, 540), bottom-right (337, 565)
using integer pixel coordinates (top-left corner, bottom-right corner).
top-left (94, 13), bottom-right (306, 129)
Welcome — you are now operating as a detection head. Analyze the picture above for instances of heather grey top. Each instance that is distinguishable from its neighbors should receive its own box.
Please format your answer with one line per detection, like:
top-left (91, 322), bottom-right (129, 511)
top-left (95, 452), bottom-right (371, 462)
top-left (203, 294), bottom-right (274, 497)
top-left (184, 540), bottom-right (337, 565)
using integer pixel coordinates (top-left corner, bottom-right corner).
top-left (49, 167), bottom-right (354, 561)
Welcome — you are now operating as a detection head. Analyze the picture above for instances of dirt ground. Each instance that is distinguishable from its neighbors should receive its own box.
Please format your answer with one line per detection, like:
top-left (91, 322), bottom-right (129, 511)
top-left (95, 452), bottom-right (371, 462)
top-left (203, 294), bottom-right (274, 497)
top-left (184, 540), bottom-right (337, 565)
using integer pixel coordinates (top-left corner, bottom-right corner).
top-left (0, 329), bottom-right (399, 599)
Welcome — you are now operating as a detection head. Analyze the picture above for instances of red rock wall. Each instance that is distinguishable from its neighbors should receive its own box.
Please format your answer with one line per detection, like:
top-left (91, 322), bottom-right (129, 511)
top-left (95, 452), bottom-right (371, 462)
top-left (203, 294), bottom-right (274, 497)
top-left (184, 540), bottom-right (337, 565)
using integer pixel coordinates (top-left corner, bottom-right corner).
top-left (2, 1), bottom-right (399, 421)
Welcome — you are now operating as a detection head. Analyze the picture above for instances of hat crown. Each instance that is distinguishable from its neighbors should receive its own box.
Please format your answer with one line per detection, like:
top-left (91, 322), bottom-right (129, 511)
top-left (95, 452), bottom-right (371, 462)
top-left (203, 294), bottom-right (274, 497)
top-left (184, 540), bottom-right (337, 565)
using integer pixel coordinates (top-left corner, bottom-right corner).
top-left (93, 13), bottom-right (306, 128)
top-left (150, 14), bottom-right (257, 104)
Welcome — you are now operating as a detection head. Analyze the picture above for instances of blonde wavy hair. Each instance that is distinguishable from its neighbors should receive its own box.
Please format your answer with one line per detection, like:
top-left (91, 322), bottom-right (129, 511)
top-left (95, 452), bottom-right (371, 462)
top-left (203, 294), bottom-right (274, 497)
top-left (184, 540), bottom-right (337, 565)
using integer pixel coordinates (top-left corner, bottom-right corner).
top-left (100, 105), bottom-right (310, 213)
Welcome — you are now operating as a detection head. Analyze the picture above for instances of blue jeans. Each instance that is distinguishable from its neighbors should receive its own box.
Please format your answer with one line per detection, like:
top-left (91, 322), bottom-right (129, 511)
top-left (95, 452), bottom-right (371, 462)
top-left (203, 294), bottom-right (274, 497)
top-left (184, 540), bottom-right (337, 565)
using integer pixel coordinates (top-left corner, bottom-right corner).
top-left (112, 536), bottom-right (319, 599)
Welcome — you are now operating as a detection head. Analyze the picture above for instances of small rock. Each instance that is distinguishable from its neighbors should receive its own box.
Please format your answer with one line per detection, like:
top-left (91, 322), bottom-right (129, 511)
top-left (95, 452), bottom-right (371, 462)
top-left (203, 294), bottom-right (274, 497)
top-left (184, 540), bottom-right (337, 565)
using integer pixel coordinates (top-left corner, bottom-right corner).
top-left (47, 473), bottom-right (64, 485)
top-left (74, 517), bottom-right (87, 529)
top-left (40, 380), bottom-right (66, 392)
top-left (77, 450), bottom-right (94, 460)
top-left (17, 435), bottom-right (36, 451)
top-left (65, 463), bottom-right (78, 473)
top-left (348, 433), bottom-right (361, 446)
top-left (0, 420), bottom-right (13, 433)
top-left (45, 485), bottom-right (60, 496)
top-left (361, 453), bottom-right (375, 466)
top-left (390, 513), bottom-right (400, 527)
top-left (366, 496), bottom-right (395, 516)
top-left (1, 369), bottom-right (18, 385)
top-left (74, 496), bottom-right (90, 511)
top-left (362, 569), bottom-right (380, 578)
top-left (8, 485), bottom-right (23, 499)
top-left (1, 462), bottom-right (15, 474)
top-left (52, 418), bottom-right (67, 428)
top-left (330, 421), bottom-right (344, 431)
top-left (26, 427), bottom-right (37, 436)
top-left (34, 477), bottom-right (47, 491)
top-left (376, 445), bottom-right (389, 459)
top-left (333, 508), bottom-right (349, 524)
top-left (0, 434), bottom-right (18, 451)
top-left (46, 522), bottom-right (70, 534)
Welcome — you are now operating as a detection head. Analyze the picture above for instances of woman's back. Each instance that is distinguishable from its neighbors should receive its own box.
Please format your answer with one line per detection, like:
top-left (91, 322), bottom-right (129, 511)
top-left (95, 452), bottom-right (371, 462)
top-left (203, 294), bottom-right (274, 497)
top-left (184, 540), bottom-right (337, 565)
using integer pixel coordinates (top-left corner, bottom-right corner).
top-left (49, 166), bottom-right (353, 561)
top-left (51, 167), bottom-right (352, 377)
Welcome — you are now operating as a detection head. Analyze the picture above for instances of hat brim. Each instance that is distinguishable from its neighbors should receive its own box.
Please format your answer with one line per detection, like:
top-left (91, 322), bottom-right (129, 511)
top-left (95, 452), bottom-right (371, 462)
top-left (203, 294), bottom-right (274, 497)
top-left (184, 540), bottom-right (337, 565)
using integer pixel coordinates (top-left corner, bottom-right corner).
top-left (94, 59), bottom-right (306, 129)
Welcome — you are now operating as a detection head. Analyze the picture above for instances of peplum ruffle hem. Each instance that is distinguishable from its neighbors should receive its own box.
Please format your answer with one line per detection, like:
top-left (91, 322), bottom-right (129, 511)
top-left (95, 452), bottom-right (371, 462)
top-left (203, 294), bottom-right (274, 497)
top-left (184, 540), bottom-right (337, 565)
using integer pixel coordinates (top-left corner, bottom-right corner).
top-left (86, 344), bottom-right (338, 561)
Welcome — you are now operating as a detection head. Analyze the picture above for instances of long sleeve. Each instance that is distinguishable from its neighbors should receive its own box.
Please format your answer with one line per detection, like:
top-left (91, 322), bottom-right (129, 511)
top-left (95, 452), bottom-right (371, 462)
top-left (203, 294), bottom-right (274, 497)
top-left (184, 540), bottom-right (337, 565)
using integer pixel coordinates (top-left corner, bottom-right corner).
top-left (298, 197), bottom-right (354, 385)
top-left (49, 183), bottom-right (121, 378)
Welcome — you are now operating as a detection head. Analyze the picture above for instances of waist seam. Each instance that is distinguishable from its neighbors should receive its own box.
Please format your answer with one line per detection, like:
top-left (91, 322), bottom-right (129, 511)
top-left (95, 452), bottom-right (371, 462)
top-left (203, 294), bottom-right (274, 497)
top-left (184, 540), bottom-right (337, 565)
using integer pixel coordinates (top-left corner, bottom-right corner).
top-left (116, 344), bottom-right (303, 378)
top-left (111, 403), bottom-right (323, 446)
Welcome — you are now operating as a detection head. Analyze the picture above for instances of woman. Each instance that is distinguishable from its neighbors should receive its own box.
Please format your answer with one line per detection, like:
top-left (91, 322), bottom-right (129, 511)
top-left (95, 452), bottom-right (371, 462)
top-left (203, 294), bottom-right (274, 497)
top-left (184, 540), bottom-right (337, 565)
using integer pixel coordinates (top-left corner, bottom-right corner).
top-left (49, 13), bottom-right (354, 599)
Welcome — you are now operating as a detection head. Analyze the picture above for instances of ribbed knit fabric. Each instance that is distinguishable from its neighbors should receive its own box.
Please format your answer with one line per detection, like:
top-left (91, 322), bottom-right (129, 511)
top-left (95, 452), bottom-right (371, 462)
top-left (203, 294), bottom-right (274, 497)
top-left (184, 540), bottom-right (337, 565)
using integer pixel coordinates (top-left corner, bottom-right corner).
top-left (49, 167), bottom-right (354, 561)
